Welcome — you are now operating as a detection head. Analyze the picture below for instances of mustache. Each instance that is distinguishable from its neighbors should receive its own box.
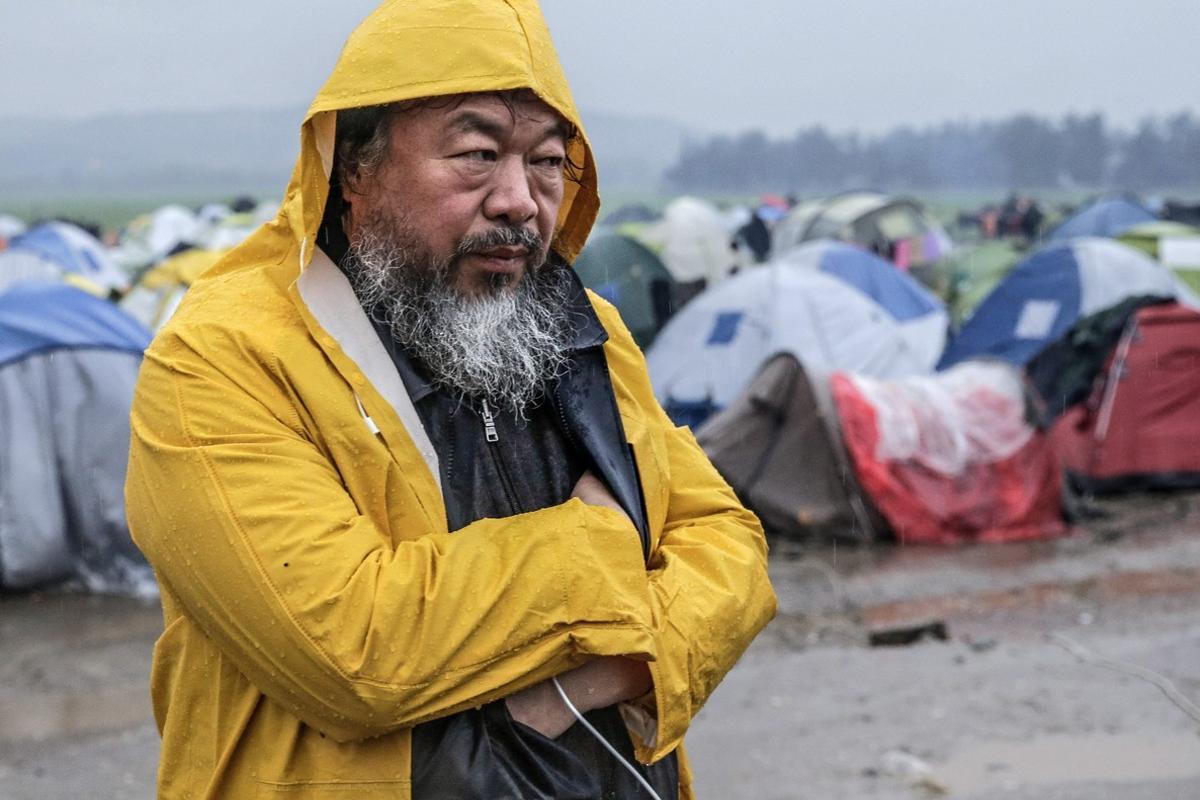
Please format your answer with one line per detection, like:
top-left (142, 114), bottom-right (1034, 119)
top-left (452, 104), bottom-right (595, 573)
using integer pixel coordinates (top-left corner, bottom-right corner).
top-left (455, 225), bottom-right (544, 257)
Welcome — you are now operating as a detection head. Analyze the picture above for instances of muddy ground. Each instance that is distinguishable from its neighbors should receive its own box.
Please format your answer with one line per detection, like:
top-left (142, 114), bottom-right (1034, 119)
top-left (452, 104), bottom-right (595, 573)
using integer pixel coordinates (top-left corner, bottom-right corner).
top-left (2, 491), bottom-right (1199, 799)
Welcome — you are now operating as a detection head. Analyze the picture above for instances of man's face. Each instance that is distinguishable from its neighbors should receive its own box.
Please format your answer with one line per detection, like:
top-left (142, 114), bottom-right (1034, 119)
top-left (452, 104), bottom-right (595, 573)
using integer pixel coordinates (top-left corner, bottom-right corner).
top-left (344, 92), bottom-right (569, 296)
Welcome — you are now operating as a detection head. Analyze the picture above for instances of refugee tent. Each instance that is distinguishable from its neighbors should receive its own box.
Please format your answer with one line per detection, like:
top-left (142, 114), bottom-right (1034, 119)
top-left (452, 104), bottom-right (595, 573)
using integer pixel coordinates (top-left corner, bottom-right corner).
top-left (779, 240), bottom-right (948, 369)
top-left (196, 202), bottom-right (233, 227)
top-left (1118, 220), bottom-right (1200, 293)
top-left (1025, 296), bottom-right (1159, 425)
top-left (938, 238), bottom-right (1199, 369)
top-left (0, 250), bottom-right (64, 293)
top-left (1051, 302), bottom-right (1200, 493)
top-left (833, 362), bottom-right (1066, 544)
top-left (573, 233), bottom-right (677, 347)
top-left (121, 248), bottom-right (227, 331)
top-left (646, 260), bottom-right (937, 427)
top-left (0, 214), bottom-right (26, 245)
top-left (2, 221), bottom-right (129, 295)
top-left (0, 282), bottom-right (154, 594)
top-left (114, 204), bottom-right (200, 272)
top-left (719, 204), bottom-right (753, 235)
top-left (197, 213), bottom-right (257, 250)
top-left (696, 353), bottom-right (881, 541)
top-left (932, 241), bottom-right (1024, 326)
top-left (193, 201), bottom-right (276, 251)
top-left (772, 191), bottom-right (953, 268)
top-left (635, 196), bottom-right (736, 285)
top-left (1046, 195), bottom-right (1157, 243)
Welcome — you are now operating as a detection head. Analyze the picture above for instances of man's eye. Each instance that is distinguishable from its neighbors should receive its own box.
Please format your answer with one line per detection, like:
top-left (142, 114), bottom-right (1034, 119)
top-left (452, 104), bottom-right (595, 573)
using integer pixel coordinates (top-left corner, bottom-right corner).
top-left (534, 155), bottom-right (565, 169)
top-left (460, 150), bottom-right (497, 162)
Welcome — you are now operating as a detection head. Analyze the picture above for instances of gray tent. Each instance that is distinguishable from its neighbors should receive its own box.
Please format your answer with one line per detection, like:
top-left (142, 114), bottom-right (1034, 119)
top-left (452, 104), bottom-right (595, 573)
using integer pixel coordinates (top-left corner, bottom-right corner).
top-left (0, 282), bottom-right (154, 595)
top-left (696, 353), bottom-right (882, 541)
top-left (772, 191), bottom-right (953, 267)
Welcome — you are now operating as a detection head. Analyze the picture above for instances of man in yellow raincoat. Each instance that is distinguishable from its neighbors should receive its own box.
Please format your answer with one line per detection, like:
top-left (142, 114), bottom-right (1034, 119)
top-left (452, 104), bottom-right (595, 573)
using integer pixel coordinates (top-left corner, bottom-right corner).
top-left (126, 2), bottom-right (775, 797)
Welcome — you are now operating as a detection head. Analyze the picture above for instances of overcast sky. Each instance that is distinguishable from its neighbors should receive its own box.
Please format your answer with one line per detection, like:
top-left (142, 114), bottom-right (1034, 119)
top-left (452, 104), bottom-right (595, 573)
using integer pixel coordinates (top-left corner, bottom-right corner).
top-left (3, 1), bottom-right (1197, 135)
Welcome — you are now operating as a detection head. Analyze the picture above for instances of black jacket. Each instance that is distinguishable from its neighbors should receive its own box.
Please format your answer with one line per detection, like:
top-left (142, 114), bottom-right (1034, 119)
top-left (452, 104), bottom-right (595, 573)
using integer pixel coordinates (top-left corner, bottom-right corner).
top-left (367, 268), bottom-right (676, 799)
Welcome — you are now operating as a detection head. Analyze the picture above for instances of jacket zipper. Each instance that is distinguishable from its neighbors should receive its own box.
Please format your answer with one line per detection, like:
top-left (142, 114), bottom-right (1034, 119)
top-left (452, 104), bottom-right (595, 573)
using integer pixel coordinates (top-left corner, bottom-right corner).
top-left (551, 387), bottom-right (582, 454)
top-left (480, 399), bottom-right (500, 442)
top-left (480, 399), bottom-right (521, 511)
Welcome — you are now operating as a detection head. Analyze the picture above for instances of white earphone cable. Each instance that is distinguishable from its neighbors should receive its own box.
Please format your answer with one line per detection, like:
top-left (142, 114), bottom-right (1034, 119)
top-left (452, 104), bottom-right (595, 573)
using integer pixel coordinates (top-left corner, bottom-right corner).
top-left (550, 676), bottom-right (664, 800)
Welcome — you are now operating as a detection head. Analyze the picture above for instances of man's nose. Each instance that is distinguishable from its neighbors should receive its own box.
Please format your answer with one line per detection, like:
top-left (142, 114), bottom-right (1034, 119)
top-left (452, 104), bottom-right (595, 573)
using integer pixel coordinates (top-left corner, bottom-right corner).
top-left (483, 156), bottom-right (539, 225)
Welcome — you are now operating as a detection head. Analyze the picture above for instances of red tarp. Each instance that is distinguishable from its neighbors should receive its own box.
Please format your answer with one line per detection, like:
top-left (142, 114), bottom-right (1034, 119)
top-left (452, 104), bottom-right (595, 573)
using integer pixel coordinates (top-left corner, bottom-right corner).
top-left (1052, 303), bottom-right (1200, 490)
top-left (833, 363), bottom-right (1066, 545)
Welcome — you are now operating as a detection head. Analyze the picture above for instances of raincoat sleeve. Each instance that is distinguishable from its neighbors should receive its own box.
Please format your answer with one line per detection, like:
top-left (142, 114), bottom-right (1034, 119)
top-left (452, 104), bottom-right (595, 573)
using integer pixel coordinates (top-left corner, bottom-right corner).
top-left (126, 325), bottom-right (659, 743)
top-left (598, 300), bottom-right (778, 764)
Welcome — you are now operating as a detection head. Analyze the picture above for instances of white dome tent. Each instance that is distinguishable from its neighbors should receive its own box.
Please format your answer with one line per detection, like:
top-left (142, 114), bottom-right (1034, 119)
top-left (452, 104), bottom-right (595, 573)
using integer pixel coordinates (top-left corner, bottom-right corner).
top-left (646, 260), bottom-right (940, 427)
top-left (777, 240), bottom-right (948, 372)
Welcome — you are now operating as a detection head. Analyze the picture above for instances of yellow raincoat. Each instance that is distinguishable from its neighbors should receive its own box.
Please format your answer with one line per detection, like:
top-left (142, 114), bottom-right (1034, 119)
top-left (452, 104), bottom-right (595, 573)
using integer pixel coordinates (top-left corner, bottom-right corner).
top-left (126, 1), bottom-right (776, 797)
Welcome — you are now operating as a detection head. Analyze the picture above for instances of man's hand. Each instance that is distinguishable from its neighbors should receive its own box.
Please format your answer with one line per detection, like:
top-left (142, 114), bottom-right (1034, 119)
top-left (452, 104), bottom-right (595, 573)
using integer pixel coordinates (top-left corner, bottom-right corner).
top-left (505, 657), bottom-right (653, 739)
top-left (571, 471), bottom-right (630, 522)
top-left (505, 475), bottom-right (649, 739)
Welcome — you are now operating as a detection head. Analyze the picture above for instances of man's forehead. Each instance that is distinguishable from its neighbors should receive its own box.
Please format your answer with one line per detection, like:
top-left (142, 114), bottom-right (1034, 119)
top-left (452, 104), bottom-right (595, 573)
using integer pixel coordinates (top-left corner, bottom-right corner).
top-left (436, 92), bottom-right (570, 140)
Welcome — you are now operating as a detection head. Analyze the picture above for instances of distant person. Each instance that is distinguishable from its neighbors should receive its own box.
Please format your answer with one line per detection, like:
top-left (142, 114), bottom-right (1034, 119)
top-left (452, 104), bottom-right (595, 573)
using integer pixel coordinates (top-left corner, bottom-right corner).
top-left (229, 195), bottom-right (257, 214)
top-left (124, 1), bottom-right (776, 798)
top-left (1164, 199), bottom-right (1200, 227)
top-left (1018, 196), bottom-right (1044, 240)
top-left (735, 210), bottom-right (771, 263)
top-left (999, 193), bottom-right (1023, 238)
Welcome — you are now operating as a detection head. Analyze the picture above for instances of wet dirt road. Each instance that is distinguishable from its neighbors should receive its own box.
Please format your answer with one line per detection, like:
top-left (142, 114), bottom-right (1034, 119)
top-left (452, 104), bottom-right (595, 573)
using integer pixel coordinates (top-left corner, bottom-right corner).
top-left (2, 492), bottom-right (1198, 798)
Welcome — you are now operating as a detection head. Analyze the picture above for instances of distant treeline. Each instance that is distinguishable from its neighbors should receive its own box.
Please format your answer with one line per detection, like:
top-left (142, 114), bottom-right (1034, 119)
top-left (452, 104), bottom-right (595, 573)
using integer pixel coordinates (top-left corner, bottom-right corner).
top-left (664, 111), bottom-right (1200, 193)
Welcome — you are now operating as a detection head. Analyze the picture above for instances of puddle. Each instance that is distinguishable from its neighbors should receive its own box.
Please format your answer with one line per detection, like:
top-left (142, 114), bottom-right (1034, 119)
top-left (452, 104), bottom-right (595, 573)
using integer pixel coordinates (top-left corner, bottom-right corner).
top-left (0, 686), bottom-right (152, 742)
top-left (0, 594), bottom-right (160, 743)
top-left (940, 731), bottom-right (1200, 791)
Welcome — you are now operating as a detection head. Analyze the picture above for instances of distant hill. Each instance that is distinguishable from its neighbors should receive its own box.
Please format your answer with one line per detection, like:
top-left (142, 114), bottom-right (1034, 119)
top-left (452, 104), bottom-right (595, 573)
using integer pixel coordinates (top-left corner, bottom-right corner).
top-left (0, 106), bottom-right (687, 197)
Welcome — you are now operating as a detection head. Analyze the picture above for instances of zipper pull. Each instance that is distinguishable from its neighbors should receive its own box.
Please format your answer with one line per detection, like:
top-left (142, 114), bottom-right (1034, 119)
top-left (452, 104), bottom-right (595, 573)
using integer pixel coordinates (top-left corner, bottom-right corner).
top-left (480, 399), bottom-right (500, 443)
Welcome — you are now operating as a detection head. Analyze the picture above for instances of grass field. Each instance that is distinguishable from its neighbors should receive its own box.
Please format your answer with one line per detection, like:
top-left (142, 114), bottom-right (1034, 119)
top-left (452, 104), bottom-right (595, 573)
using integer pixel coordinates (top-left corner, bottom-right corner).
top-left (0, 188), bottom-right (279, 232)
top-left (3, 186), bottom-right (1197, 237)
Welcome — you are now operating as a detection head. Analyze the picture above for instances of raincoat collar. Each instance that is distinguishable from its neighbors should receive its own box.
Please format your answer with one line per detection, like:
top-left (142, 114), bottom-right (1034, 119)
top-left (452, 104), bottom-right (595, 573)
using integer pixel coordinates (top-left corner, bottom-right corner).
top-left (297, 247), bottom-right (440, 481)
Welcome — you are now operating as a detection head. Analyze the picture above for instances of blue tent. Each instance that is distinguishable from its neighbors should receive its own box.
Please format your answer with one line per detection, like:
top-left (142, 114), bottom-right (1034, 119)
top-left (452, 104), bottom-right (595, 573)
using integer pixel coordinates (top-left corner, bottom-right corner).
top-left (0, 281), bottom-right (151, 367)
top-left (1046, 196), bottom-right (1157, 243)
top-left (0, 281), bottom-right (153, 595)
top-left (6, 221), bottom-right (130, 293)
top-left (938, 238), bottom-right (1196, 369)
top-left (780, 240), bottom-right (945, 322)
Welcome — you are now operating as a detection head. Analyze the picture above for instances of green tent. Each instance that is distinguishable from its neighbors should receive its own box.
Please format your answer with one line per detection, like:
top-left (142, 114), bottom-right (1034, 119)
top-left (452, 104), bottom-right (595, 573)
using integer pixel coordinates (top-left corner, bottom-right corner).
top-left (935, 241), bottom-right (1024, 326)
top-left (573, 232), bottom-right (677, 347)
top-left (1119, 221), bottom-right (1200, 293)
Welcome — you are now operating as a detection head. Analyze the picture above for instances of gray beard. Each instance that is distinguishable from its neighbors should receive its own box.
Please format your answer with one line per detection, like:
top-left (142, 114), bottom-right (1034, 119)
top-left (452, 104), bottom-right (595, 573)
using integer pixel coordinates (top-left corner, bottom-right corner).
top-left (342, 215), bottom-right (575, 416)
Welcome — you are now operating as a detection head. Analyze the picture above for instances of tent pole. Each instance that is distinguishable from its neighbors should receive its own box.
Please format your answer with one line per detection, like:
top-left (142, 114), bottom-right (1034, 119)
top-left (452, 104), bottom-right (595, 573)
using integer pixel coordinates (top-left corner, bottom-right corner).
top-left (1089, 316), bottom-right (1138, 476)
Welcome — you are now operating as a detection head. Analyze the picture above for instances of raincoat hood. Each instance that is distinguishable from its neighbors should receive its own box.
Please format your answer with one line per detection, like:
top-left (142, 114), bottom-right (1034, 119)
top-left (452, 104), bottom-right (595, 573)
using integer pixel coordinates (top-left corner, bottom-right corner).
top-left (281, 0), bottom-right (599, 266)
